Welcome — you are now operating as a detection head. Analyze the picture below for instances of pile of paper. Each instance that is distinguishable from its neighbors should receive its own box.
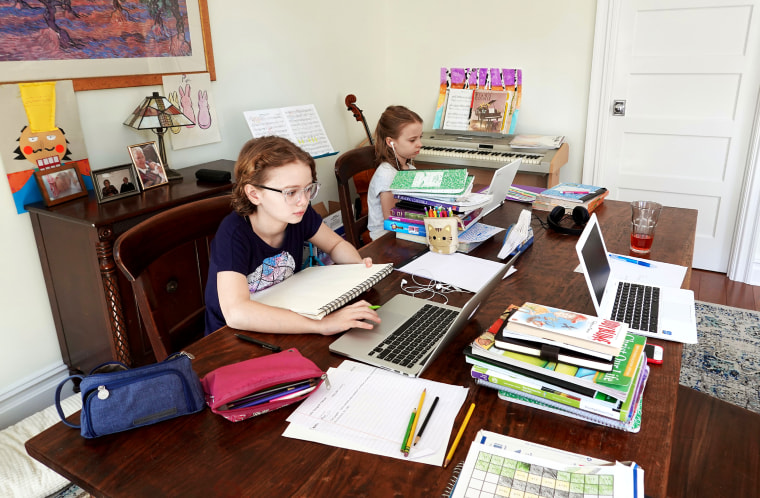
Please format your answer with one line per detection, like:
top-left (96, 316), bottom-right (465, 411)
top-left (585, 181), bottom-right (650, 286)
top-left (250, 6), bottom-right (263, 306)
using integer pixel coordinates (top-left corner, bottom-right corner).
top-left (283, 361), bottom-right (468, 466)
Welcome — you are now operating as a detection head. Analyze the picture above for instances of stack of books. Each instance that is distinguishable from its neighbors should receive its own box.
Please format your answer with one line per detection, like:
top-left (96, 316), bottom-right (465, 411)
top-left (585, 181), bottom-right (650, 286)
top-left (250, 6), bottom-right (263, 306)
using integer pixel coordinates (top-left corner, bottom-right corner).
top-left (464, 303), bottom-right (649, 432)
top-left (532, 182), bottom-right (608, 214)
top-left (384, 168), bottom-right (492, 244)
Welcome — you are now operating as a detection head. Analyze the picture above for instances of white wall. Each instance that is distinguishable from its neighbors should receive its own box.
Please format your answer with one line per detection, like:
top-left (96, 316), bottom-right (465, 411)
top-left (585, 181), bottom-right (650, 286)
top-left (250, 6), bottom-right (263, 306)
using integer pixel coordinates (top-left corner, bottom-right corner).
top-left (0, 0), bottom-right (597, 425)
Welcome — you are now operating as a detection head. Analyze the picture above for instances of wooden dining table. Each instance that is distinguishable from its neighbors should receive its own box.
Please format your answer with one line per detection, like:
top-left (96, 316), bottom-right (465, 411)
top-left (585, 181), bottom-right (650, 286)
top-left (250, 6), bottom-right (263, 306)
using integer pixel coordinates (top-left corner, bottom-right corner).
top-left (26, 199), bottom-right (697, 497)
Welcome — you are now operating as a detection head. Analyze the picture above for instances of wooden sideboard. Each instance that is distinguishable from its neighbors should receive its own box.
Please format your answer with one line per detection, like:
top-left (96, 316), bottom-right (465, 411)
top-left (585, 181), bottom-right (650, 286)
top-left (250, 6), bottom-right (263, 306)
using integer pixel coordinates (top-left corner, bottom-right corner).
top-left (26, 160), bottom-right (235, 373)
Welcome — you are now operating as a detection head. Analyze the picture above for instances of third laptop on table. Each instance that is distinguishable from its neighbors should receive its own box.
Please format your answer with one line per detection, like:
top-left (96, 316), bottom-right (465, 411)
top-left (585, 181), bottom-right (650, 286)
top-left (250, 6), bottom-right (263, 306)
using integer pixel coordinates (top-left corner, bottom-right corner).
top-left (575, 213), bottom-right (697, 344)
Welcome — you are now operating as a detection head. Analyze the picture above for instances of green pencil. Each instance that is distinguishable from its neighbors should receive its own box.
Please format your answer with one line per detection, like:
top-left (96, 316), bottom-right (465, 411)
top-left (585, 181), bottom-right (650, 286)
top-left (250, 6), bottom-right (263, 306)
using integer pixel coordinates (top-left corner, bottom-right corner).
top-left (400, 410), bottom-right (415, 454)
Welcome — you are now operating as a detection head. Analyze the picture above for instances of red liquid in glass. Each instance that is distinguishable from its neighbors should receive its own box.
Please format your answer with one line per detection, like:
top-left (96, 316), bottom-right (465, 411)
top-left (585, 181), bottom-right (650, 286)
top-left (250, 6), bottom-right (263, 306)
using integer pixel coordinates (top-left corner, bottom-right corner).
top-left (630, 233), bottom-right (653, 252)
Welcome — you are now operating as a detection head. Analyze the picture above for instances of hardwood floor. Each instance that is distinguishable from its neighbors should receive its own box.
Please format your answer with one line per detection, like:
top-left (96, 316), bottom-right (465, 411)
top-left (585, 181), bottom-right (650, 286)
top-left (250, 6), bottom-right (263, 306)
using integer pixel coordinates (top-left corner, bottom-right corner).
top-left (689, 268), bottom-right (760, 309)
top-left (669, 269), bottom-right (760, 498)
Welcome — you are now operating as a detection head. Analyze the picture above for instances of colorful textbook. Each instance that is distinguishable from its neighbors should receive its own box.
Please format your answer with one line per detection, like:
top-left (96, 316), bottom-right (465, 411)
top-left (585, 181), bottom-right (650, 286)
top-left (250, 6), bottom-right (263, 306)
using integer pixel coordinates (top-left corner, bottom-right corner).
top-left (503, 302), bottom-right (628, 357)
top-left (466, 331), bottom-right (647, 400)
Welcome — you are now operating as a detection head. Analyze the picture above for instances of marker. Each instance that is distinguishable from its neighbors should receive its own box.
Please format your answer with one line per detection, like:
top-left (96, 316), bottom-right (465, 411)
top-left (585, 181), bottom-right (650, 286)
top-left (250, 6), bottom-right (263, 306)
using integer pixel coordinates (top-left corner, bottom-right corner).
top-left (234, 333), bottom-right (282, 352)
top-left (369, 305), bottom-right (381, 310)
top-left (609, 253), bottom-right (654, 268)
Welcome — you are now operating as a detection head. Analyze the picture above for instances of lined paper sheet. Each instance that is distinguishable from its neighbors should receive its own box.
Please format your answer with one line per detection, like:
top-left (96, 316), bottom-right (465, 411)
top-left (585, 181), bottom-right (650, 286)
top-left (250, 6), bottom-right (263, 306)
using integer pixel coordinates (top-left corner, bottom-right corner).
top-left (284, 361), bottom-right (468, 466)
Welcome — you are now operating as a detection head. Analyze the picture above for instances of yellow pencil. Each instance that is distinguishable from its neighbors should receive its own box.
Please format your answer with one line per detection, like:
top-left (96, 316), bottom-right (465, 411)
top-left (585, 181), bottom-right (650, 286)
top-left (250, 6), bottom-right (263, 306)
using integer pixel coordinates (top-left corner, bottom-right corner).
top-left (404, 388), bottom-right (426, 456)
top-left (443, 402), bottom-right (475, 468)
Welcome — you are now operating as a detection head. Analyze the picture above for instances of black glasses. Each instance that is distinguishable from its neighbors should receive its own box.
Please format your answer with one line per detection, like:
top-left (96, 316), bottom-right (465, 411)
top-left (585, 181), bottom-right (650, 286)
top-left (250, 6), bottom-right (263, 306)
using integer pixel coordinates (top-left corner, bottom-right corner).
top-left (254, 182), bottom-right (320, 205)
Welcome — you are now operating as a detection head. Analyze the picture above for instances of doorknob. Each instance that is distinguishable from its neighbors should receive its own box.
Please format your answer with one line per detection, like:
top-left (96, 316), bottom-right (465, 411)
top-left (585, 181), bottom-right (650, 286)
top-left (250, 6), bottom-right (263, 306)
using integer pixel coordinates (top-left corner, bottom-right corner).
top-left (612, 100), bottom-right (626, 116)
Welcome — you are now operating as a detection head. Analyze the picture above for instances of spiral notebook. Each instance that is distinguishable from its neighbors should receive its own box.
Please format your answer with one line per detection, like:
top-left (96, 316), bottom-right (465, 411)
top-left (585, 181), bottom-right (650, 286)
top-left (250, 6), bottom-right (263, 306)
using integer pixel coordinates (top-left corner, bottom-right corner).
top-left (251, 263), bottom-right (393, 319)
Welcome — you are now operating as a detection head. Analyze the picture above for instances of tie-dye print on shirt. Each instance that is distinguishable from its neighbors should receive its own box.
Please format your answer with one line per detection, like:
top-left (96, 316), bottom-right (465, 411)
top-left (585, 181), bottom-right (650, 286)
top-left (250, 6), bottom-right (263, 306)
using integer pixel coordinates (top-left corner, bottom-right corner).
top-left (247, 251), bottom-right (296, 294)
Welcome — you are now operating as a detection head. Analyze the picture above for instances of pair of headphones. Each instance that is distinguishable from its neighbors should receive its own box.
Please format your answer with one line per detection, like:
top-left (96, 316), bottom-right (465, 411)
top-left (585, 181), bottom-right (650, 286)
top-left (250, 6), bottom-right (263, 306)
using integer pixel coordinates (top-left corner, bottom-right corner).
top-left (547, 205), bottom-right (590, 235)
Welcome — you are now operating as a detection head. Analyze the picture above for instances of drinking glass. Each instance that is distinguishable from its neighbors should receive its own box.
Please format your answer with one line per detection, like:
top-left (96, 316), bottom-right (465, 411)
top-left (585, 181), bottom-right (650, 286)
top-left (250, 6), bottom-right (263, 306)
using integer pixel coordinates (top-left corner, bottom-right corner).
top-left (630, 201), bottom-right (662, 253)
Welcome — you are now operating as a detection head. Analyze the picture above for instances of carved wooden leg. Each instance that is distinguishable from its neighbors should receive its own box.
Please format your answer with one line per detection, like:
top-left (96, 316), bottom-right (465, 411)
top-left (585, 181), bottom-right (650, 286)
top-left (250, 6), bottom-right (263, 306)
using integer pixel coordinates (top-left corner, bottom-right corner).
top-left (97, 226), bottom-right (132, 366)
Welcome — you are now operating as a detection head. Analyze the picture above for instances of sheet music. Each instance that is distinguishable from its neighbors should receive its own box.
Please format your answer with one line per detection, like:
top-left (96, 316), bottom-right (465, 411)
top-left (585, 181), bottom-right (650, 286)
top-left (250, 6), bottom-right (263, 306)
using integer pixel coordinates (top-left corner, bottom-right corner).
top-left (243, 104), bottom-right (335, 158)
top-left (443, 89), bottom-right (474, 131)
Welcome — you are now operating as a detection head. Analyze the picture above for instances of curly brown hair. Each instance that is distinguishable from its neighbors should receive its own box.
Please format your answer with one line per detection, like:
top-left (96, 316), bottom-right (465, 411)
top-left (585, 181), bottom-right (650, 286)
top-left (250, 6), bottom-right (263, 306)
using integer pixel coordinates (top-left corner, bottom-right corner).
top-left (374, 106), bottom-right (423, 167)
top-left (231, 136), bottom-right (317, 216)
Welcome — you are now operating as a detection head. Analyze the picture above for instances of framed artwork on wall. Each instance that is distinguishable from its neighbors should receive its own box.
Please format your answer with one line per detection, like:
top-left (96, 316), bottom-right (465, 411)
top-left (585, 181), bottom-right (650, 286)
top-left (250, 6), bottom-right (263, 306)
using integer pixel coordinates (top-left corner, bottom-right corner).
top-left (92, 164), bottom-right (141, 204)
top-left (0, 0), bottom-right (215, 91)
top-left (34, 164), bottom-right (88, 207)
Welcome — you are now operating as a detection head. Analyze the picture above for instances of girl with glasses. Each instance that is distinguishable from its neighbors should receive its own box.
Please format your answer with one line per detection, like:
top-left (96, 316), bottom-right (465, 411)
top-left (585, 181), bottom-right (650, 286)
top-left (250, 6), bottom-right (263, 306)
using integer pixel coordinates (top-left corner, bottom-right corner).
top-left (205, 136), bottom-right (380, 335)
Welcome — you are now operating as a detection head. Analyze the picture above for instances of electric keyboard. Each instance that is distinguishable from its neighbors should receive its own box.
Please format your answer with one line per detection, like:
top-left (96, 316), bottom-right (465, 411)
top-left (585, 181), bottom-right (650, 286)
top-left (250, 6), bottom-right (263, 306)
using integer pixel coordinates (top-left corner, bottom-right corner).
top-left (417, 131), bottom-right (568, 177)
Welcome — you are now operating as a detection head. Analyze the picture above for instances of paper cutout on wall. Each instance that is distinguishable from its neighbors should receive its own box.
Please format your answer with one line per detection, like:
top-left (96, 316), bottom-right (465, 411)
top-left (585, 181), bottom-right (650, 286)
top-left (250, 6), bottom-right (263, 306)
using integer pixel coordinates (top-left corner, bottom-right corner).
top-left (162, 72), bottom-right (222, 150)
top-left (0, 80), bottom-right (89, 214)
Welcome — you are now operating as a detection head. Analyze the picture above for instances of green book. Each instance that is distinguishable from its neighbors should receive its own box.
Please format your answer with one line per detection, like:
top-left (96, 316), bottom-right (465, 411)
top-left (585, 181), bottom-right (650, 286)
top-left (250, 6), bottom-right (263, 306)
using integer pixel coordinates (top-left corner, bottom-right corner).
top-left (389, 168), bottom-right (469, 194)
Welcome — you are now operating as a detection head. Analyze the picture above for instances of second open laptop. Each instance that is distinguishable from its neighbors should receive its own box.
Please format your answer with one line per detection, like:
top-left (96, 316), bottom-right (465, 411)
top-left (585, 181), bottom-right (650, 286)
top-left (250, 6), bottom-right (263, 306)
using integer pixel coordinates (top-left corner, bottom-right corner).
top-left (330, 253), bottom-right (517, 377)
top-left (575, 213), bottom-right (697, 344)
top-left (480, 159), bottom-right (521, 216)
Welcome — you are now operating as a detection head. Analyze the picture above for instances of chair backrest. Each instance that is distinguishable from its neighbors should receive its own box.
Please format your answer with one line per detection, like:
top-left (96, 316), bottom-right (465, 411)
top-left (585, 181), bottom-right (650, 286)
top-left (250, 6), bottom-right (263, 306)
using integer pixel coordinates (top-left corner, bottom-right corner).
top-left (114, 194), bottom-right (233, 361)
top-left (334, 146), bottom-right (376, 248)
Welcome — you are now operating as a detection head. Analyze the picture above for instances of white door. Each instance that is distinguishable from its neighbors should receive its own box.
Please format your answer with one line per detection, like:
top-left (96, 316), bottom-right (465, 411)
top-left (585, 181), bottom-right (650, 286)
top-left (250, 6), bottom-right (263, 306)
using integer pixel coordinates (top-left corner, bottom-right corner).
top-left (584, 0), bottom-right (760, 272)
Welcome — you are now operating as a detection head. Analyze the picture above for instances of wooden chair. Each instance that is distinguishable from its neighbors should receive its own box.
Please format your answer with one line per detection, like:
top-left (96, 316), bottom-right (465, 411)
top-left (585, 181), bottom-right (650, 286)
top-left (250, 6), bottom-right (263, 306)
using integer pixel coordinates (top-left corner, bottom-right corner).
top-left (114, 195), bottom-right (232, 361)
top-left (334, 145), bottom-right (376, 248)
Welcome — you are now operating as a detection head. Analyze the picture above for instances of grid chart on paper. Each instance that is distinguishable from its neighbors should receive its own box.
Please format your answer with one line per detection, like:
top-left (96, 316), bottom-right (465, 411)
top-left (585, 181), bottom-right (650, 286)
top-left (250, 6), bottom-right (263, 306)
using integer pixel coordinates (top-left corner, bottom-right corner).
top-left (461, 451), bottom-right (614, 498)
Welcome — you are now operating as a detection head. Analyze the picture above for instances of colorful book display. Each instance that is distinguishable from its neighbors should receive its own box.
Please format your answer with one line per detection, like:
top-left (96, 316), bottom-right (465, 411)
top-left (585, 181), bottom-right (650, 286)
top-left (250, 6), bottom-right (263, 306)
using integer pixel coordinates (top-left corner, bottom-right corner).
top-left (434, 67), bottom-right (522, 134)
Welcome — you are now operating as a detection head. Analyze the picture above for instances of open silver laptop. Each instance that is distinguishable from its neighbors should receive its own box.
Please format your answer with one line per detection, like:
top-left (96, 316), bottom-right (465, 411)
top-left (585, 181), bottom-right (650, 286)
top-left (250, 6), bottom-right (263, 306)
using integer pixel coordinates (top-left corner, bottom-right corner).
top-left (575, 213), bottom-right (697, 344)
top-left (330, 253), bottom-right (517, 376)
top-left (481, 159), bottom-right (521, 216)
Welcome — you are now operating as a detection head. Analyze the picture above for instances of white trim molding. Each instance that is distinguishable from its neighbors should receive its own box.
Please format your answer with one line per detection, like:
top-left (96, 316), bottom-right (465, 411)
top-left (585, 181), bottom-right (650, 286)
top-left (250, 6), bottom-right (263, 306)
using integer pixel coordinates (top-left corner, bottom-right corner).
top-left (0, 362), bottom-right (73, 430)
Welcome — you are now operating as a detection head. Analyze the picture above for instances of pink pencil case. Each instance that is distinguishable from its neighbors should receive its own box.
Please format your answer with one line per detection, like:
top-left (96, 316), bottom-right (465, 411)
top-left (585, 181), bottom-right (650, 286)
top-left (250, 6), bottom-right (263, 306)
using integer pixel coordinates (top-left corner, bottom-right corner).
top-left (201, 348), bottom-right (326, 422)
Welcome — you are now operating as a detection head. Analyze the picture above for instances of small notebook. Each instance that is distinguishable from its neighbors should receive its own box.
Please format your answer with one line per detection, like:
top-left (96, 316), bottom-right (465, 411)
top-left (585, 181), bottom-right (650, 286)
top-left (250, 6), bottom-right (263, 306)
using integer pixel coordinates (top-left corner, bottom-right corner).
top-left (251, 263), bottom-right (393, 319)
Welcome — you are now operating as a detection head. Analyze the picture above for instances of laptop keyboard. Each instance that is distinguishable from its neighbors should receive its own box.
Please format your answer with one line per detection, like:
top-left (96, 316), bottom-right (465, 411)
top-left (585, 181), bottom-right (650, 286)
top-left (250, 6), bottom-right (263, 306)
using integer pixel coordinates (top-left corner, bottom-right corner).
top-left (369, 304), bottom-right (458, 368)
top-left (611, 282), bottom-right (660, 333)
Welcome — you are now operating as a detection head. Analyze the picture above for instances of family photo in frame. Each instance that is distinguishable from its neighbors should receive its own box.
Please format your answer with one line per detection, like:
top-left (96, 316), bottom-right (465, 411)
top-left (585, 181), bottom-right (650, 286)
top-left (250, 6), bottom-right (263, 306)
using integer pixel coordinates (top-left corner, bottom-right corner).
top-left (128, 142), bottom-right (169, 190)
top-left (33, 164), bottom-right (88, 207)
top-left (92, 164), bottom-right (141, 204)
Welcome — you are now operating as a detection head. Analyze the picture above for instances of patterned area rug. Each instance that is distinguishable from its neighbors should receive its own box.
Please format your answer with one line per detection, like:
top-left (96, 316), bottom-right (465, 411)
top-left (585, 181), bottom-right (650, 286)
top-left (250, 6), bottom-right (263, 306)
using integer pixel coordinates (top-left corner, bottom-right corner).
top-left (680, 301), bottom-right (760, 414)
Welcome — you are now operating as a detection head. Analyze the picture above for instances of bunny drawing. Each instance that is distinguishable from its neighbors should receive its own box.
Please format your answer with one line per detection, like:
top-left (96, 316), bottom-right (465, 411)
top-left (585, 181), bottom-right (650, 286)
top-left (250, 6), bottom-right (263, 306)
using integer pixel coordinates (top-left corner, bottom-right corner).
top-left (197, 90), bottom-right (211, 129)
top-left (178, 84), bottom-right (195, 128)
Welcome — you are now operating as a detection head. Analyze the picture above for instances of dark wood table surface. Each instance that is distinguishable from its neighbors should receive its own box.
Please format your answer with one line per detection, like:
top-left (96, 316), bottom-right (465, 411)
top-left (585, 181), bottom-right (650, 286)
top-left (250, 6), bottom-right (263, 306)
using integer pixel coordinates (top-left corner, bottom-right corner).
top-left (26, 199), bottom-right (697, 498)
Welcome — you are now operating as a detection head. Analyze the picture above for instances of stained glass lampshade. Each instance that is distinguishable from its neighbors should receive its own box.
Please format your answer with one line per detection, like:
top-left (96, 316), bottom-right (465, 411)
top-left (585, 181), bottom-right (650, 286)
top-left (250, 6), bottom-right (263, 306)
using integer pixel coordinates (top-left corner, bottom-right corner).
top-left (123, 91), bottom-right (195, 181)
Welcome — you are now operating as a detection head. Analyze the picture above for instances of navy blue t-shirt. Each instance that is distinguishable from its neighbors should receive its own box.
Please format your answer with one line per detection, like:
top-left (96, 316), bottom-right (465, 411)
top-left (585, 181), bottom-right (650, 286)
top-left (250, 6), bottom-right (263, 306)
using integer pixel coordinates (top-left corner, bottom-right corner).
top-left (204, 205), bottom-right (322, 334)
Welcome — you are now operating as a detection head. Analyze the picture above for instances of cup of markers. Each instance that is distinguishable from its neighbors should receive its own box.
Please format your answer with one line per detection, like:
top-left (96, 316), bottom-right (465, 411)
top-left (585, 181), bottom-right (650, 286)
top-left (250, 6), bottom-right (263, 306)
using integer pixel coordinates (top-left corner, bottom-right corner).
top-left (424, 211), bottom-right (458, 255)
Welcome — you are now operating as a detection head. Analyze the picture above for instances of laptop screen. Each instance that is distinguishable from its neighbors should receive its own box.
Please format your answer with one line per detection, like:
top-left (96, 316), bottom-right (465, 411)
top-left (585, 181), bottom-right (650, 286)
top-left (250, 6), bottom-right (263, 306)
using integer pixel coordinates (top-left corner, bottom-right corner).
top-left (578, 215), bottom-right (612, 307)
top-left (482, 160), bottom-right (521, 216)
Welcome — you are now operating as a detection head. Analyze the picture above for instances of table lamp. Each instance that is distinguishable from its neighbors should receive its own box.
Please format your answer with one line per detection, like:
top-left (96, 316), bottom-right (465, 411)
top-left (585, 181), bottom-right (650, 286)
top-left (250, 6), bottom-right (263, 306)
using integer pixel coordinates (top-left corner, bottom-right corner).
top-left (123, 91), bottom-right (195, 181)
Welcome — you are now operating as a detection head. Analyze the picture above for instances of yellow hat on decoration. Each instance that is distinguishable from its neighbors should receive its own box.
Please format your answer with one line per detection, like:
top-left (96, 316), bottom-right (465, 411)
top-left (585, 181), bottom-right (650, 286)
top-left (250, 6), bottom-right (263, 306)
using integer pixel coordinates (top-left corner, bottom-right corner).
top-left (19, 81), bottom-right (56, 133)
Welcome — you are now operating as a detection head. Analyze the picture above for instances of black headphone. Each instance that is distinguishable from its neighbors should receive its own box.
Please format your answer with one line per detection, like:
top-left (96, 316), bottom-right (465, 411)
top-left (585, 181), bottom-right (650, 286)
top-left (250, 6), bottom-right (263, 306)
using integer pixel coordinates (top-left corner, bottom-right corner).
top-left (547, 205), bottom-right (590, 235)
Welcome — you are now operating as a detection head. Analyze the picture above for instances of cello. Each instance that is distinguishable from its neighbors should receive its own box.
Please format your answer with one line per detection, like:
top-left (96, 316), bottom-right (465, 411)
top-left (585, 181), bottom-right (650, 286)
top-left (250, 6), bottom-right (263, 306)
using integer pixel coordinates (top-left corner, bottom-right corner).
top-left (344, 95), bottom-right (377, 220)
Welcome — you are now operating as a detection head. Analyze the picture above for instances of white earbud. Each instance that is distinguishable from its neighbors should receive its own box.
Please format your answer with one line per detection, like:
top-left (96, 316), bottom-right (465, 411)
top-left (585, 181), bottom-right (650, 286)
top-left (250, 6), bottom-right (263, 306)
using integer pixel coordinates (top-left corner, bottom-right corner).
top-left (390, 141), bottom-right (396, 150)
top-left (401, 279), bottom-right (408, 286)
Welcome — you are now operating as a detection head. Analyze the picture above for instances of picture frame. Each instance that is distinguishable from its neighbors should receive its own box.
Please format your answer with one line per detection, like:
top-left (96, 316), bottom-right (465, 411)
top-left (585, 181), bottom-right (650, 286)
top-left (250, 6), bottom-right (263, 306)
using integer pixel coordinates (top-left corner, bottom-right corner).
top-left (34, 164), bottom-right (88, 207)
top-left (128, 142), bottom-right (169, 190)
top-left (92, 164), bottom-right (141, 204)
top-left (0, 0), bottom-right (215, 92)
